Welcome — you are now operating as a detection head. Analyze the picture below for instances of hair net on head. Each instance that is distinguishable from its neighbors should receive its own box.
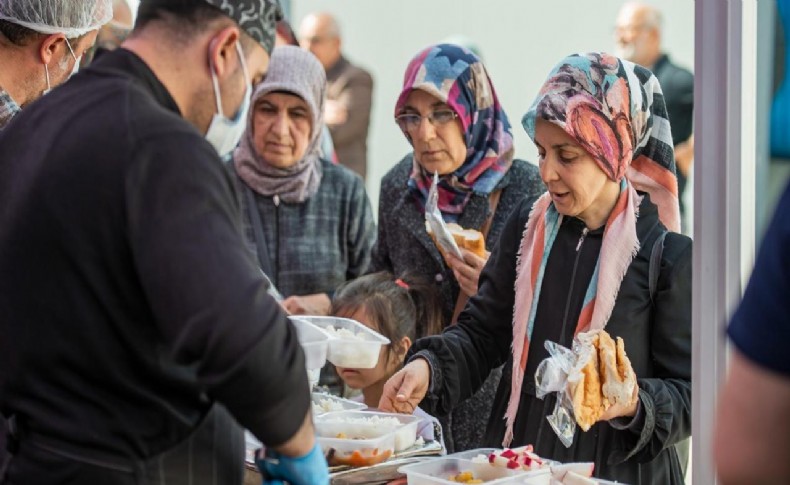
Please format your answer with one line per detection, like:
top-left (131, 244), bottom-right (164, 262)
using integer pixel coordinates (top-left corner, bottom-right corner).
top-left (0, 0), bottom-right (113, 38)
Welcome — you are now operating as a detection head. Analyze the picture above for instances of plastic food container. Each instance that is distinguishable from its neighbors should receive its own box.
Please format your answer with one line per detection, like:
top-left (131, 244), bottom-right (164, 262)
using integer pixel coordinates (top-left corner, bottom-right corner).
top-left (453, 449), bottom-right (552, 479)
top-left (289, 316), bottom-right (330, 370)
top-left (316, 424), bottom-right (396, 468)
top-left (488, 469), bottom-right (551, 485)
top-left (315, 411), bottom-right (422, 452)
top-left (316, 410), bottom-right (420, 452)
top-left (399, 457), bottom-right (530, 485)
top-left (311, 392), bottom-right (366, 416)
top-left (292, 316), bottom-right (390, 369)
top-left (450, 448), bottom-right (498, 461)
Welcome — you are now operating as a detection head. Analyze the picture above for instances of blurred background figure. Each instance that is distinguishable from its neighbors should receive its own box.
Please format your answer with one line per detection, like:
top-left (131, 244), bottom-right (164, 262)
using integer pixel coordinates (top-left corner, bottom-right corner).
top-left (715, 180), bottom-right (790, 484)
top-left (276, 17), bottom-right (336, 162)
top-left (615, 1), bottom-right (694, 235)
top-left (299, 12), bottom-right (373, 180)
top-left (0, 0), bottom-right (110, 130)
top-left (275, 17), bottom-right (298, 46)
top-left (81, 0), bottom-right (134, 66)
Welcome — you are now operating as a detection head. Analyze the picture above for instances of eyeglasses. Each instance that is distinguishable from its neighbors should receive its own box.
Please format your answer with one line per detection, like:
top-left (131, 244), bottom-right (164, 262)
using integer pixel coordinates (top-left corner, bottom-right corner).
top-left (395, 109), bottom-right (458, 133)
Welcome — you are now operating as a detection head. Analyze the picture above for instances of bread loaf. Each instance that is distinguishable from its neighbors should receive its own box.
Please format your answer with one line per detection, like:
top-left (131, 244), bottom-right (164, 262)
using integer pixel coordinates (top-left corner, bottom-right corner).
top-left (425, 221), bottom-right (487, 260)
top-left (567, 330), bottom-right (637, 431)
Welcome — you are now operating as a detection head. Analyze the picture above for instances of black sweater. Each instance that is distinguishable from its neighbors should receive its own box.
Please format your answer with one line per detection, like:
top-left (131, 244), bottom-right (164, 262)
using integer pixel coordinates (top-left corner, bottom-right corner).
top-left (0, 49), bottom-right (309, 461)
top-left (411, 194), bottom-right (692, 484)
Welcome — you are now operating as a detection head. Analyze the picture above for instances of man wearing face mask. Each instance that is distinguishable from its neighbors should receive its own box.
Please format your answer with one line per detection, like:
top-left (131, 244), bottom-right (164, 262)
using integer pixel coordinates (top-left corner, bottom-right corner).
top-left (0, 1), bottom-right (328, 484)
top-left (0, 0), bottom-right (110, 130)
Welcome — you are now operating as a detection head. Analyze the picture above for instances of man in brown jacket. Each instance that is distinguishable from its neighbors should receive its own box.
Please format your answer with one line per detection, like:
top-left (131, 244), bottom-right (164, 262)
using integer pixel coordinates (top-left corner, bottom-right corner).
top-left (300, 12), bottom-right (372, 180)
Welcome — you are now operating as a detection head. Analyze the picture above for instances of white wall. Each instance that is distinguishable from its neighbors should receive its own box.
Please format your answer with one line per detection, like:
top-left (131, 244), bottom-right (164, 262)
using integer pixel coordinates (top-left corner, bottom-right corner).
top-left (290, 0), bottom-right (695, 215)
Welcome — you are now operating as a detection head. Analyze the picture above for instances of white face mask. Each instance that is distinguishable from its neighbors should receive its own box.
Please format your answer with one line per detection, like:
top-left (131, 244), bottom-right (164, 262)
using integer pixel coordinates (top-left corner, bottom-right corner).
top-left (205, 42), bottom-right (252, 158)
top-left (42, 38), bottom-right (80, 96)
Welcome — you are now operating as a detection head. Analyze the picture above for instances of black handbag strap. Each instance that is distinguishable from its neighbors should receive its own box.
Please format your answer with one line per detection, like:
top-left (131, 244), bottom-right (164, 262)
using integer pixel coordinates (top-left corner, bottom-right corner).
top-left (244, 185), bottom-right (275, 279)
top-left (649, 230), bottom-right (667, 305)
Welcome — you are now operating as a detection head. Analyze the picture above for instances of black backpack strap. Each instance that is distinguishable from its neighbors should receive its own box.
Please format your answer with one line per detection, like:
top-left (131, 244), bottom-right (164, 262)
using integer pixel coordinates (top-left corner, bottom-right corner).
top-left (649, 230), bottom-right (668, 305)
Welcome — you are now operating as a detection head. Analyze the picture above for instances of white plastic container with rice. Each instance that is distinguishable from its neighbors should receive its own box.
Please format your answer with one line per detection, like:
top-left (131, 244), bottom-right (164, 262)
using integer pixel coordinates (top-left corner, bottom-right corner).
top-left (291, 316), bottom-right (390, 369)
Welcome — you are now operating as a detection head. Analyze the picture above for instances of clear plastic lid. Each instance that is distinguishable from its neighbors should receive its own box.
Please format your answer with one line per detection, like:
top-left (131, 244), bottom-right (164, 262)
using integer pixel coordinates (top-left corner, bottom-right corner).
top-left (289, 316), bottom-right (330, 370)
top-left (311, 392), bottom-right (366, 416)
top-left (293, 316), bottom-right (390, 369)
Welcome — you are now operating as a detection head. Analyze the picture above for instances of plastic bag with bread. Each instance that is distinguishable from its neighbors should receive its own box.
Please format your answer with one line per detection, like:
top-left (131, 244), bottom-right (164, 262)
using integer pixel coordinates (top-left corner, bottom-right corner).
top-left (534, 330), bottom-right (637, 446)
top-left (425, 221), bottom-right (487, 261)
top-left (423, 171), bottom-right (486, 261)
top-left (567, 330), bottom-right (637, 431)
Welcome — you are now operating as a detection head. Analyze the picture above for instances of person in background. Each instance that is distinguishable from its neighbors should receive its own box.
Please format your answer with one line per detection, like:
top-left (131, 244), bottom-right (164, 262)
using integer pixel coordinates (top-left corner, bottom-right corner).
top-left (370, 44), bottom-right (544, 453)
top-left (331, 272), bottom-right (444, 447)
top-left (615, 1), bottom-right (694, 233)
top-left (81, 0), bottom-right (135, 66)
top-left (299, 12), bottom-right (372, 180)
top-left (275, 18), bottom-right (336, 163)
top-left (0, 0), bottom-right (111, 470)
top-left (381, 53), bottom-right (691, 484)
top-left (229, 45), bottom-right (375, 317)
top-left (0, 0), bottom-right (110, 130)
top-left (0, 0), bottom-right (329, 483)
top-left (715, 180), bottom-right (790, 484)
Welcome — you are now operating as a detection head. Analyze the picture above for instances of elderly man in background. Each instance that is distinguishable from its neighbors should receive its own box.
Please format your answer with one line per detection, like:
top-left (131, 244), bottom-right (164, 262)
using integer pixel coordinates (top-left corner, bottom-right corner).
top-left (299, 12), bottom-right (372, 180)
top-left (615, 1), bottom-right (694, 233)
top-left (0, 0), bottom-right (110, 130)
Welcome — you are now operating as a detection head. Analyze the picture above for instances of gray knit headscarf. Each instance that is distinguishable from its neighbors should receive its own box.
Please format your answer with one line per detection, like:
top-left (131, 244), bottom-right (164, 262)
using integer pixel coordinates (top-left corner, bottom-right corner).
top-left (234, 45), bottom-right (327, 203)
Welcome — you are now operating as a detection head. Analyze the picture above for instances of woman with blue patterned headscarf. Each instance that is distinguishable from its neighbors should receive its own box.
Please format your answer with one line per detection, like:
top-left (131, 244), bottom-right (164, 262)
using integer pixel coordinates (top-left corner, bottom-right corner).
top-left (369, 43), bottom-right (544, 452)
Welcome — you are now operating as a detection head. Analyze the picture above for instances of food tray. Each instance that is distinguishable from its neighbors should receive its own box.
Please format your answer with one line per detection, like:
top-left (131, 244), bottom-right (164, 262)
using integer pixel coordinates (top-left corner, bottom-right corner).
top-left (243, 436), bottom-right (444, 484)
top-left (292, 316), bottom-right (390, 369)
top-left (316, 410), bottom-right (421, 452)
top-left (289, 316), bottom-right (330, 370)
top-left (312, 392), bottom-right (367, 416)
top-left (398, 457), bottom-right (533, 485)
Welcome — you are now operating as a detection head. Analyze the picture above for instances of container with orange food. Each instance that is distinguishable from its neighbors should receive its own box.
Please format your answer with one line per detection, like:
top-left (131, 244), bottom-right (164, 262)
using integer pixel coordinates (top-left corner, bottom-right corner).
top-left (317, 430), bottom-right (396, 467)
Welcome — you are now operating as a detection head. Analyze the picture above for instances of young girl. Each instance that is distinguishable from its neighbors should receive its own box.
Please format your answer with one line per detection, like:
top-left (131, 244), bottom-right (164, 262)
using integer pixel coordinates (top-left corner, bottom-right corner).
top-left (331, 271), bottom-right (444, 446)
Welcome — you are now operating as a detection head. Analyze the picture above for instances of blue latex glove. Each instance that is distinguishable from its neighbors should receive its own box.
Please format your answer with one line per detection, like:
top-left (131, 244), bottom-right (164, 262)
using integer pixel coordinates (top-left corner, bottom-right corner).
top-left (256, 442), bottom-right (329, 485)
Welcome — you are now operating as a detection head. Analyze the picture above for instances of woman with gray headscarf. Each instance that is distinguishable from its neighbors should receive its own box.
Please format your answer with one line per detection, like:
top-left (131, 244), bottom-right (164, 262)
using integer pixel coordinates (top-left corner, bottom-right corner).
top-left (230, 45), bottom-right (375, 316)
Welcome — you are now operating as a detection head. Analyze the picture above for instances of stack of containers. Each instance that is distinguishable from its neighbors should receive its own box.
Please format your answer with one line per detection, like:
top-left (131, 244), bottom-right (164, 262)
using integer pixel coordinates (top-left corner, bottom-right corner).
top-left (315, 411), bottom-right (422, 467)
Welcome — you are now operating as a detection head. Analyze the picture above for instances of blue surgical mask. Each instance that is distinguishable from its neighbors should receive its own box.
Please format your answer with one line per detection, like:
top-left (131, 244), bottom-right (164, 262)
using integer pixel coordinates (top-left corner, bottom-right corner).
top-left (205, 42), bottom-right (252, 158)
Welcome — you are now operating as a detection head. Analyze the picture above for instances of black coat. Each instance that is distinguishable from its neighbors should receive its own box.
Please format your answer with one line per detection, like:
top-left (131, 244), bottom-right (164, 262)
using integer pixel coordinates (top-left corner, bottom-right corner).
top-left (370, 155), bottom-right (545, 453)
top-left (411, 194), bottom-right (692, 484)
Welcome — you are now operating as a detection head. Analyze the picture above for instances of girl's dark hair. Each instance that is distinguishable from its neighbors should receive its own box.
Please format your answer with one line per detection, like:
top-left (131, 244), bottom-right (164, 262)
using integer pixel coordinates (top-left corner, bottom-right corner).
top-left (332, 272), bottom-right (443, 355)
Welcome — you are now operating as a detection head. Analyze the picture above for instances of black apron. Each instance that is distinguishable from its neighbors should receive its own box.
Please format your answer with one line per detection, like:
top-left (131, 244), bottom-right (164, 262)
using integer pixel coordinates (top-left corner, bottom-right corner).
top-left (1, 403), bottom-right (244, 485)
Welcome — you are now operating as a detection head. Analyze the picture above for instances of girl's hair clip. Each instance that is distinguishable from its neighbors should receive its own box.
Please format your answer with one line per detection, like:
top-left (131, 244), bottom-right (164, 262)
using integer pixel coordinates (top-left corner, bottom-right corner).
top-left (395, 278), bottom-right (409, 290)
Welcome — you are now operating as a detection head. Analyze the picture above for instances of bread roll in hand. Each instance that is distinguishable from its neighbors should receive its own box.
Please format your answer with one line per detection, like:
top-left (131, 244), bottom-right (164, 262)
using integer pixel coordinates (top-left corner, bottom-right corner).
top-left (425, 221), bottom-right (487, 261)
top-left (567, 330), bottom-right (637, 431)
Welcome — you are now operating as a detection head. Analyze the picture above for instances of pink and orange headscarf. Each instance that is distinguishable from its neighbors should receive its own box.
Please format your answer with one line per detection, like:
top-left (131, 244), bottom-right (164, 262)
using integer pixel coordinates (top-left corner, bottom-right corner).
top-left (503, 53), bottom-right (680, 446)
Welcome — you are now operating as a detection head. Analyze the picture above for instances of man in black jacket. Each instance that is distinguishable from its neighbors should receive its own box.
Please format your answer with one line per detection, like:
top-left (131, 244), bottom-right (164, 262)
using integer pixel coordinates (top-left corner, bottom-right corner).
top-left (0, 1), bottom-right (327, 484)
top-left (615, 2), bottom-right (694, 232)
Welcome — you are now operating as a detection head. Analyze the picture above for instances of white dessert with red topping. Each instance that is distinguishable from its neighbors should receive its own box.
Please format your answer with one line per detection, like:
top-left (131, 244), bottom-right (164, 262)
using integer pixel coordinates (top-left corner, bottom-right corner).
top-left (470, 445), bottom-right (548, 471)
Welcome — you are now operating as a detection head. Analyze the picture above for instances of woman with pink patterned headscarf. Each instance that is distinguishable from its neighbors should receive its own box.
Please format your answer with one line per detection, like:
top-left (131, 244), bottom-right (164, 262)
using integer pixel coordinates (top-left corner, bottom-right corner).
top-left (381, 53), bottom-right (691, 484)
